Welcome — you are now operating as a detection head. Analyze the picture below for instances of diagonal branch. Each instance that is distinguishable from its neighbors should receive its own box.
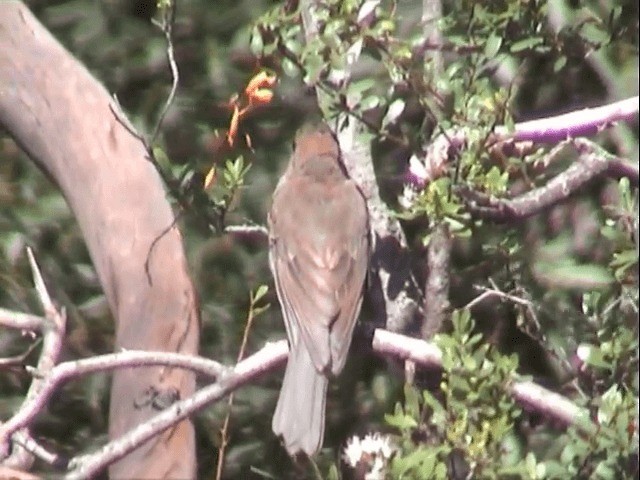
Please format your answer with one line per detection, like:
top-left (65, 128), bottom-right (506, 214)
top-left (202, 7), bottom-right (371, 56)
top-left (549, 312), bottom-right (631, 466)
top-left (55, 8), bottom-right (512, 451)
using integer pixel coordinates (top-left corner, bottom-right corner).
top-left (64, 341), bottom-right (289, 479)
top-left (497, 96), bottom-right (639, 144)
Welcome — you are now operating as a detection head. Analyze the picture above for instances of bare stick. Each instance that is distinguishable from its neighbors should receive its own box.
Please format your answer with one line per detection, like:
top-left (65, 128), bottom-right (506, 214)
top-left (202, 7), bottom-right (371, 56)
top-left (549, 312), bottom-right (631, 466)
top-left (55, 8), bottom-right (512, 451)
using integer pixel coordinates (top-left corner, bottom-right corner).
top-left (0, 309), bottom-right (44, 332)
top-left (500, 96), bottom-right (639, 144)
top-left (1, 249), bottom-right (66, 467)
top-left (150, 0), bottom-right (179, 144)
top-left (215, 292), bottom-right (261, 480)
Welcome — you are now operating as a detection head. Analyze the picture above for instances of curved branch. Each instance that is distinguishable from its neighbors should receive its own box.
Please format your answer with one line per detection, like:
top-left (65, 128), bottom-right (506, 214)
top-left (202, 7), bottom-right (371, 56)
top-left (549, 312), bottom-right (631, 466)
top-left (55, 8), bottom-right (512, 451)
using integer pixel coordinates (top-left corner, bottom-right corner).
top-left (458, 138), bottom-right (639, 222)
top-left (501, 96), bottom-right (639, 144)
top-left (0, 3), bottom-right (199, 478)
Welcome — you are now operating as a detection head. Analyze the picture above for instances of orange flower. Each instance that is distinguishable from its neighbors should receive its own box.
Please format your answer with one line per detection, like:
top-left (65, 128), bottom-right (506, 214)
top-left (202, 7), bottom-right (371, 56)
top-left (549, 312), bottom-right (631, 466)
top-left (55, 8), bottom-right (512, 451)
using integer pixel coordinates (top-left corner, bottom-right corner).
top-left (249, 88), bottom-right (274, 106)
top-left (227, 105), bottom-right (240, 147)
top-left (245, 70), bottom-right (277, 96)
top-left (204, 166), bottom-right (217, 189)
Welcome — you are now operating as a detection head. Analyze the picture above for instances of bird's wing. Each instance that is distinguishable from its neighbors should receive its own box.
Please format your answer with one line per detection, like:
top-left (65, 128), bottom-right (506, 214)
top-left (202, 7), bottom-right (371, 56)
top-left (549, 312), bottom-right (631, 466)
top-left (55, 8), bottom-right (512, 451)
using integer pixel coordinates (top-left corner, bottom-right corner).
top-left (328, 208), bottom-right (369, 375)
top-left (269, 177), bottom-right (369, 374)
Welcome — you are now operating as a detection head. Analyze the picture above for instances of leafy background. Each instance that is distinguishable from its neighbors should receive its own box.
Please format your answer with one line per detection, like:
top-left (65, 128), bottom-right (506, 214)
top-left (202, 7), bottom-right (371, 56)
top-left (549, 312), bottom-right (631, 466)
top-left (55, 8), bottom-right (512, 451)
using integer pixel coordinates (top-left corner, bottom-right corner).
top-left (0, 0), bottom-right (638, 478)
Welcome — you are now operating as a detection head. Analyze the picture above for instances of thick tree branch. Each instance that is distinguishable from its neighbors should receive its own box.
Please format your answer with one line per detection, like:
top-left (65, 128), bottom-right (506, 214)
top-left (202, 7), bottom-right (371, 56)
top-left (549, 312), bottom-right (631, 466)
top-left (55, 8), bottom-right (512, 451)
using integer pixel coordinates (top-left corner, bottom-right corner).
top-left (421, 0), bottom-right (451, 340)
top-left (0, 3), bottom-right (199, 478)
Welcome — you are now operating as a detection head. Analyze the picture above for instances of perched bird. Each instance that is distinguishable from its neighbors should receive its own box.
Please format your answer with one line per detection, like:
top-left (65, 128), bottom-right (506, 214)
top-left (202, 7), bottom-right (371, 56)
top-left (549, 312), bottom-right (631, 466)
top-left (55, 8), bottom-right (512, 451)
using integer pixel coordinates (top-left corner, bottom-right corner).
top-left (269, 123), bottom-right (370, 456)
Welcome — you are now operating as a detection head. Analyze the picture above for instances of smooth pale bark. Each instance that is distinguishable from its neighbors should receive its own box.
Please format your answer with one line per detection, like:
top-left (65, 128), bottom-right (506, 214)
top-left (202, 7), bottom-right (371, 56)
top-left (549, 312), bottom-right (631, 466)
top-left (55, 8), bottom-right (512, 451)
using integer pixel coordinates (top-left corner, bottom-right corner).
top-left (0, 2), bottom-right (199, 478)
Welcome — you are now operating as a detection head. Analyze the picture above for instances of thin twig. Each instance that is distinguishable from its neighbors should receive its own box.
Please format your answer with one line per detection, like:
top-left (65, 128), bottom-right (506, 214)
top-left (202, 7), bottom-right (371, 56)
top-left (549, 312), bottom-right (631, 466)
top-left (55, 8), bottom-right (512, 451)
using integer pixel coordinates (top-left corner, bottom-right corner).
top-left (150, 0), bottom-right (179, 144)
top-left (109, 96), bottom-right (145, 143)
top-left (0, 308), bottom-right (44, 332)
top-left (0, 339), bottom-right (42, 369)
top-left (144, 213), bottom-right (183, 286)
top-left (13, 430), bottom-right (67, 468)
top-left (224, 224), bottom-right (269, 236)
top-left (214, 292), bottom-right (260, 480)
top-left (464, 284), bottom-right (533, 310)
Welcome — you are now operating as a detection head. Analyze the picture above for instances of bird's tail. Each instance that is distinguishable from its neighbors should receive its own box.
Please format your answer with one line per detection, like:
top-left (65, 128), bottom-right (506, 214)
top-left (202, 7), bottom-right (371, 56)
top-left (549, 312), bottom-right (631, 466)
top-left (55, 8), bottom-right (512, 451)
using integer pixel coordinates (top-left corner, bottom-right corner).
top-left (272, 342), bottom-right (328, 456)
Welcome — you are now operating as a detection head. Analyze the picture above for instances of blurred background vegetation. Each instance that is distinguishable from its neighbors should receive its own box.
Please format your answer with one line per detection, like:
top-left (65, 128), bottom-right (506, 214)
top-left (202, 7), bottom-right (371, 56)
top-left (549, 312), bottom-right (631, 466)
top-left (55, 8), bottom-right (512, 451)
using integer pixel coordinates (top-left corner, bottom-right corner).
top-left (0, 0), bottom-right (638, 478)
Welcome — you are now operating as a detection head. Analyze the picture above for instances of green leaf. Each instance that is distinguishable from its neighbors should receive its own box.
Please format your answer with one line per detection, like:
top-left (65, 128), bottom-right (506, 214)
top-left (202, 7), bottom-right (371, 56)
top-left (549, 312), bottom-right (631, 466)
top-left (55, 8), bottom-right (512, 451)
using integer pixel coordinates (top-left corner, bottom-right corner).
top-left (347, 78), bottom-right (376, 96)
top-left (510, 37), bottom-right (544, 53)
top-left (152, 146), bottom-right (172, 170)
top-left (382, 98), bottom-right (405, 128)
top-left (404, 383), bottom-right (421, 419)
top-left (553, 55), bottom-right (567, 73)
top-left (249, 29), bottom-right (264, 56)
top-left (326, 464), bottom-right (340, 480)
top-left (282, 57), bottom-right (299, 77)
top-left (484, 33), bottom-right (503, 58)
top-left (360, 94), bottom-right (381, 110)
top-left (423, 390), bottom-right (445, 417)
top-left (384, 412), bottom-right (418, 430)
top-left (252, 284), bottom-right (269, 304)
top-left (579, 344), bottom-right (611, 369)
top-left (581, 23), bottom-right (609, 45)
top-left (534, 262), bottom-right (615, 290)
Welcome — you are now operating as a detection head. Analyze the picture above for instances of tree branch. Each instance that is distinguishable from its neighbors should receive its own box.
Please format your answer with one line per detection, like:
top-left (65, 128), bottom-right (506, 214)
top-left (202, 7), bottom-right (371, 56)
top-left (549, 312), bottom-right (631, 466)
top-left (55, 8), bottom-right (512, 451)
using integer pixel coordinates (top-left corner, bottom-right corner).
top-left (420, 0), bottom-right (451, 340)
top-left (458, 138), bottom-right (639, 222)
top-left (498, 96), bottom-right (639, 144)
top-left (0, 3), bottom-right (199, 477)
top-left (414, 96), bottom-right (639, 186)
top-left (2, 316), bottom-right (594, 478)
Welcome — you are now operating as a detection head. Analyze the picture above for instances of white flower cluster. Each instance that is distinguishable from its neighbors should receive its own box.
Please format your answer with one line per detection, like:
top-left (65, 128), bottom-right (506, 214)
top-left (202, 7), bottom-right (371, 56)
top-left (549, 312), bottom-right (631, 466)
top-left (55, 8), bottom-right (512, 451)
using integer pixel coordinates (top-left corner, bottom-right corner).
top-left (342, 432), bottom-right (395, 480)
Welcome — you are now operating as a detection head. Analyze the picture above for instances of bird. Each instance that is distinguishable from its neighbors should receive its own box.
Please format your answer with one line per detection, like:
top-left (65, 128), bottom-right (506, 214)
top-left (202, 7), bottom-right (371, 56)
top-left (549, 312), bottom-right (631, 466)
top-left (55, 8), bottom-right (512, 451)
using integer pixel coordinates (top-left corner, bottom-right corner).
top-left (268, 122), bottom-right (370, 456)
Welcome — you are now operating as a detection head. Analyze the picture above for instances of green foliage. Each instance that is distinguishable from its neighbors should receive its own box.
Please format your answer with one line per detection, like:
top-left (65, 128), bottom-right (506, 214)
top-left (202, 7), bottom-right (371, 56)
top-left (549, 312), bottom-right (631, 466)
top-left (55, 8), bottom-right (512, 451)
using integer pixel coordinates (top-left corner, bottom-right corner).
top-left (386, 307), bottom-right (638, 479)
top-left (208, 155), bottom-right (253, 224)
top-left (601, 178), bottom-right (639, 284)
top-left (385, 310), bottom-right (532, 479)
top-left (545, 385), bottom-right (638, 479)
top-left (249, 283), bottom-right (270, 318)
